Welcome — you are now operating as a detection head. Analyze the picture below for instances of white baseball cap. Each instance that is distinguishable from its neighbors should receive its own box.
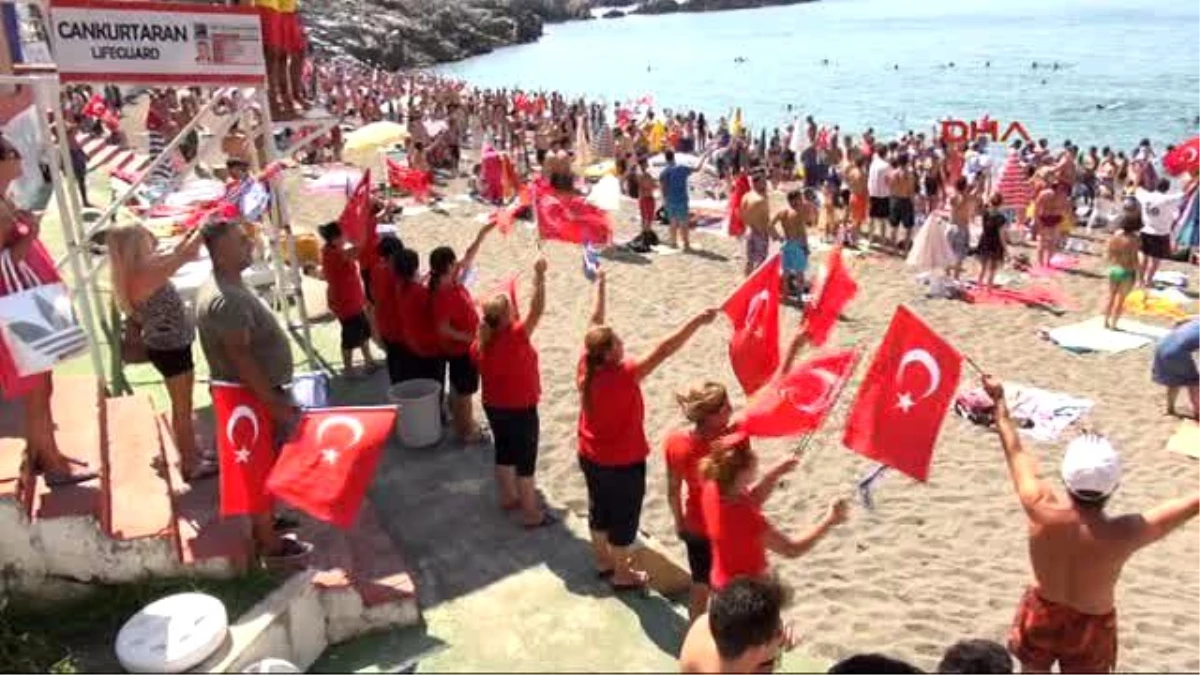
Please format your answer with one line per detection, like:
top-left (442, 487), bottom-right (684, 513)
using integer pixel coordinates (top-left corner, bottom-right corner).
top-left (1060, 435), bottom-right (1122, 500)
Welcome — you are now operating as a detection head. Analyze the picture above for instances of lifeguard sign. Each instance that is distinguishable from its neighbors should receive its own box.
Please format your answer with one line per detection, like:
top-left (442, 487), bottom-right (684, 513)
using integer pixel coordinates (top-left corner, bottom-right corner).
top-left (48, 0), bottom-right (265, 84)
top-left (941, 116), bottom-right (1032, 145)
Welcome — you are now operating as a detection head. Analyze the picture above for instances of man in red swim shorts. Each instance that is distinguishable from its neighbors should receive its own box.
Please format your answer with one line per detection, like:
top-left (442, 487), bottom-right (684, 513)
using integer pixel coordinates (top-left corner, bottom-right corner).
top-left (984, 376), bottom-right (1198, 673)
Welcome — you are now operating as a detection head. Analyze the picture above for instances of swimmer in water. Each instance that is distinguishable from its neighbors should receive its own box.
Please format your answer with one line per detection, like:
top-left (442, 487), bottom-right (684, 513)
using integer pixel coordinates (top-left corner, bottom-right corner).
top-left (985, 60), bottom-right (991, 67)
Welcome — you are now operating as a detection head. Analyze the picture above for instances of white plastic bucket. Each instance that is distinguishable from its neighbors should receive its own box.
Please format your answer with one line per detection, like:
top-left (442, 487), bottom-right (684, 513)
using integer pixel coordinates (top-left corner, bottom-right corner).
top-left (388, 379), bottom-right (443, 447)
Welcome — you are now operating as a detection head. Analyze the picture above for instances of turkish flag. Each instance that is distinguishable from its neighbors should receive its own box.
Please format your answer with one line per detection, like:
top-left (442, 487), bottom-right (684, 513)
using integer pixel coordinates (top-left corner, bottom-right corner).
top-left (728, 173), bottom-right (751, 238)
top-left (81, 94), bottom-right (107, 119)
top-left (338, 169), bottom-right (373, 246)
top-left (805, 246), bottom-right (858, 346)
top-left (842, 306), bottom-right (962, 482)
top-left (211, 382), bottom-right (278, 517)
top-left (533, 178), bottom-right (613, 246)
top-left (266, 406), bottom-right (397, 529)
top-left (1163, 137), bottom-right (1199, 176)
top-left (386, 158), bottom-right (432, 202)
top-left (738, 348), bottom-right (858, 438)
top-left (722, 254), bottom-right (782, 395)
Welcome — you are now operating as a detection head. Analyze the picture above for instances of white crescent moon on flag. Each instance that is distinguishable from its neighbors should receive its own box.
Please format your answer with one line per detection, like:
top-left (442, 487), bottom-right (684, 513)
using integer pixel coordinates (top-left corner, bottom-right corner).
top-left (783, 368), bottom-right (839, 414)
top-left (896, 349), bottom-right (941, 400)
top-left (744, 289), bottom-right (771, 330)
top-left (226, 405), bottom-right (260, 445)
top-left (317, 415), bottom-right (365, 448)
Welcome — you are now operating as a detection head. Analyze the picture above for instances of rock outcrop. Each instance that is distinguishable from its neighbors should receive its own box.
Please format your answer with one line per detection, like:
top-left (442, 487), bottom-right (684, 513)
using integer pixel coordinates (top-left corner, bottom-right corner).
top-left (302, 0), bottom-right (592, 70)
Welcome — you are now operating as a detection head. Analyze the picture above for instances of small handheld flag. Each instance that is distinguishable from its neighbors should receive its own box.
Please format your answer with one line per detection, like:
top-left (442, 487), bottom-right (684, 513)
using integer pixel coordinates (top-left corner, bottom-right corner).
top-left (582, 242), bottom-right (601, 282)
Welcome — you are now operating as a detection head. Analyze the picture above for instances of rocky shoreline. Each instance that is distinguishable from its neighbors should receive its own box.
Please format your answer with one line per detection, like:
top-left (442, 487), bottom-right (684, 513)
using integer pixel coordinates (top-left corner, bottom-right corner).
top-left (301, 0), bottom-right (817, 71)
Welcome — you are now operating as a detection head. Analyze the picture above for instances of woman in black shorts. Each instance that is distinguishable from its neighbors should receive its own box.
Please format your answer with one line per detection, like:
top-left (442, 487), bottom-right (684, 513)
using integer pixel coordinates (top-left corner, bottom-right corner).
top-left (108, 224), bottom-right (212, 480)
top-left (577, 271), bottom-right (718, 590)
top-left (430, 220), bottom-right (496, 443)
top-left (471, 256), bottom-right (551, 529)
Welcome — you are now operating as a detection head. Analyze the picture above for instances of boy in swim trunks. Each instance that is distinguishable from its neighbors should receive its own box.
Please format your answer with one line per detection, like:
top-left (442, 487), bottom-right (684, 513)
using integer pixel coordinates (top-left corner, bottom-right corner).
top-left (845, 155), bottom-right (869, 247)
top-left (1104, 207), bottom-right (1141, 330)
top-left (740, 170), bottom-right (774, 276)
top-left (983, 375), bottom-right (1198, 674)
top-left (772, 188), bottom-right (814, 299)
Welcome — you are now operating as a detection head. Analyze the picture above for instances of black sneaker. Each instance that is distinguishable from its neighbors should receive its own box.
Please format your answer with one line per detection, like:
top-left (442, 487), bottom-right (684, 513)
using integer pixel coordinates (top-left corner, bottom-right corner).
top-left (273, 515), bottom-right (301, 533)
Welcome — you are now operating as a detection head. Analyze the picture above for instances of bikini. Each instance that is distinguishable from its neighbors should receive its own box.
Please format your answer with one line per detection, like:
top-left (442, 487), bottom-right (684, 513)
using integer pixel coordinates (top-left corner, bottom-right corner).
top-left (1038, 213), bottom-right (1063, 229)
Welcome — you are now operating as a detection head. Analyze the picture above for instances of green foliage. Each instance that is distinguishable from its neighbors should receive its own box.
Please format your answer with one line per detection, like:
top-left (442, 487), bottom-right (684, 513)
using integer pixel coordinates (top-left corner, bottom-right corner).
top-left (0, 571), bottom-right (280, 673)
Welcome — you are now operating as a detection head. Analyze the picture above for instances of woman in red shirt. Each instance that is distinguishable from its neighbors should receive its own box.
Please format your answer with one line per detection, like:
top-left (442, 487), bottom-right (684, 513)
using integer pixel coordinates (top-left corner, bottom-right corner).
top-left (664, 381), bottom-right (732, 621)
top-left (578, 270), bottom-right (718, 590)
top-left (394, 248), bottom-right (442, 385)
top-left (700, 437), bottom-right (848, 591)
top-left (430, 221), bottom-right (495, 443)
top-left (370, 236), bottom-right (405, 384)
top-left (318, 221), bottom-right (377, 376)
top-left (471, 256), bottom-right (550, 528)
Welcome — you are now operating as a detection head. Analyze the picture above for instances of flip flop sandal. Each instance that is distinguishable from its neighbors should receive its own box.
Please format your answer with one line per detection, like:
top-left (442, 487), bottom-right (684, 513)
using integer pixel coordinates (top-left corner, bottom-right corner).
top-left (43, 468), bottom-right (99, 487)
top-left (522, 512), bottom-right (558, 531)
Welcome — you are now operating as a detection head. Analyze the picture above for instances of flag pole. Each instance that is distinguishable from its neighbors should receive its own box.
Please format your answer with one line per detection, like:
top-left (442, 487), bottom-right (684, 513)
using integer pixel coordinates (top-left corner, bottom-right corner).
top-left (792, 346), bottom-right (862, 460)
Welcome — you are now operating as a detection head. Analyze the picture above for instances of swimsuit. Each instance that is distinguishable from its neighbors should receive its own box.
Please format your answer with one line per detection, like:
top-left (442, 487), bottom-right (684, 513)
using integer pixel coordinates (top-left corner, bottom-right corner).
top-left (1008, 587), bottom-right (1117, 674)
top-left (781, 239), bottom-right (808, 274)
top-left (1039, 214), bottom-right (1063, 229)
top-left (1107, 266), bottom-right (1135, 284)
top-left (746, 231), bottom-right (769, 269)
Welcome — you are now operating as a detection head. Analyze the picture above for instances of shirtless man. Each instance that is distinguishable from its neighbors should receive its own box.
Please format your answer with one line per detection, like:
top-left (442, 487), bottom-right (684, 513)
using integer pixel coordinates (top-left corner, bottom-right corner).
top-left (947, 176), bottom-right (984, 279)
top-left (845, 155), bottom-right (869, 246)
top-left (740, 171), bottom-right (775, 276)
top-left (766, 189), bottom-right (808, 292)
top-left (679, 577), bottom-right (795, 674)
top-left (984, 375), bottom-right (1199, 674)
top-left (886, 153), bottom-right (918, 252)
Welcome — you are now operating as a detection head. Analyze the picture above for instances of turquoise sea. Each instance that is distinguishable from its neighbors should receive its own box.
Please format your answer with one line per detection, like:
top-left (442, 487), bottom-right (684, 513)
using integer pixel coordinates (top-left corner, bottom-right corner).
top-left (438, 0), bottom-right (1200, 149)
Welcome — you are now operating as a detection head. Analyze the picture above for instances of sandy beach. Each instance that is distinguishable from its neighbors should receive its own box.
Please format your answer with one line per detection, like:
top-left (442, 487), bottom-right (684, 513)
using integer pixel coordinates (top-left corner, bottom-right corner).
top-left (283, 160), bottom-right (1199, 672)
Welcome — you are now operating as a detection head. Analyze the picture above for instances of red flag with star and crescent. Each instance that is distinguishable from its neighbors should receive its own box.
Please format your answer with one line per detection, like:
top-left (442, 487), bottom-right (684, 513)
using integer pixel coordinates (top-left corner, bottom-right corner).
top-left (386, 158), bottom-right (432, 202)
top-left (1163, 137), bottom-right (1199, 176)
top-left (338, 169), bottom-right (373, 246)
top-left (805, 246), bottom-right (858, 347)
top-left (532, 177), bottom-right (613, 246)
top-left (842, 306), bottom-right (962, 482)
top-left (722, 253), bottom-right (782, 395)
top-left (738, 348), bottom-right (858, 438)
top-left (266, 406), bottom-right (397, 529)
top-left (211, 382), bottom-right (277, 517)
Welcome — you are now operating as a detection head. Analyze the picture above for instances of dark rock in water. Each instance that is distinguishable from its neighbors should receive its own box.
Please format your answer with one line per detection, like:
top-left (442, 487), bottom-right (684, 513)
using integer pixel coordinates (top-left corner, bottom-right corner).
top-left (302, 0), bottom-right (592, 70)
top-left (601, 8), bottom-right (626, 18)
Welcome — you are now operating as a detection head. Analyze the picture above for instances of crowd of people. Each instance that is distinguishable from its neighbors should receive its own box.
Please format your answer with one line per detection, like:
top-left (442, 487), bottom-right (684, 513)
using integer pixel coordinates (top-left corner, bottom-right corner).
top-left (1, 46), bottom-right (1197, 674)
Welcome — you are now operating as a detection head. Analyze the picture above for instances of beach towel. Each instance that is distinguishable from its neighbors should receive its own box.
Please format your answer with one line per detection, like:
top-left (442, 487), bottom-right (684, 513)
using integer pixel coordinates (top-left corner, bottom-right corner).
top-left (997, 153), bottom-right (1033, 213)
top-left (1166, 420), bottom-right (1199, 459)
top-left (956, 384), bottom-right (1094, 443)
top-left (1045, 316), bottom-right (1171, 354)
top-left (962, 284), bottom-right (1071, 311)
top-left (906, 212), bottom-right (957, 272)
top-left (1123, 289), bottom-right (1195, 321)
top-left (1152, 270), bottom-right (1190, 288)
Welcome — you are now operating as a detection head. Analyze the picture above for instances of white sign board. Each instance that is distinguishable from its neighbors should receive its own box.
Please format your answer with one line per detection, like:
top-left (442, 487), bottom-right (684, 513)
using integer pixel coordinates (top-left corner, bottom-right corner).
top-left (49, 0), bottom-right (265, 84)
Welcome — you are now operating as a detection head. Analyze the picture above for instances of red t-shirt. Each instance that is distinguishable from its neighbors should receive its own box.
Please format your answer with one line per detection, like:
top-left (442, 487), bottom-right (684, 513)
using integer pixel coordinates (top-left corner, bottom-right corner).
top-left (397, 282), bottom-right (439, 357)
top-left (370, 261), bottom-right (403, 343)
top-left (576, 357), bottom-right (649, 466)
top-left (432, 282), bottom-right (479, 356)
top-left (664, 429), bottom-right (710, 536)
top-left (321, 245), bottom-right (366, 320)
top-left (701, 481), bottom-right (768, 589)
top-left (470, 321), bottom-right (540, 409)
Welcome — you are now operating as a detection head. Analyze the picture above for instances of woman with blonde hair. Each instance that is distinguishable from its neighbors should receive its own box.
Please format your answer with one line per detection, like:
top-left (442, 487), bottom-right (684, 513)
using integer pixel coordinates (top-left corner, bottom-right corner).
top-left (666, 326), bottom-right (812, 620)
top-left (700, 435), bottom-right (848, 591)
top-left (471, 256), bottom-right (550, 529)
top-left (578, 270), bottom-right (718, 590)
top-left (108, 223), bottom-right (210, 480)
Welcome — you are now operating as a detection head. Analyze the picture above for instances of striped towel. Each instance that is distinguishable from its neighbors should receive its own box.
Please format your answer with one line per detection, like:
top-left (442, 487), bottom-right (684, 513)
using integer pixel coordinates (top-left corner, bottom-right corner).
top-left (997, 153), bottom-right (1033, 213)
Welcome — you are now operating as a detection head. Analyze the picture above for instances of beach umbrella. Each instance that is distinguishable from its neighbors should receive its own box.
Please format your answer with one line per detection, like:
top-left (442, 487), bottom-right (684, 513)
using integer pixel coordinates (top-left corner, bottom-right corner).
top-left (1163, 137), bottom-right (1199, 176)
top-left (343, 121), bottom-right (409, 167)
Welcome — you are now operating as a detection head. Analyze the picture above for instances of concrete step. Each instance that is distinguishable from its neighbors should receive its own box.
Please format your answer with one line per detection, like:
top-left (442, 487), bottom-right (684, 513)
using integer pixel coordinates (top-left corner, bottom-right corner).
top-left (102, 394), bottom-right (174, 541)
top-left (156, 413), bottom-right (253, 576)
top-left (304, 503), bottom-right (420, 643)
top-left (30, 374), bottom-right (105, 523)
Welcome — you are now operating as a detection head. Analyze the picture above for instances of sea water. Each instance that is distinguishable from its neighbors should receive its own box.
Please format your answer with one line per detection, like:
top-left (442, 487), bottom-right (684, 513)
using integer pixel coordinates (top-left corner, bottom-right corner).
top-left (437, 0), bottom-right (1199, 149)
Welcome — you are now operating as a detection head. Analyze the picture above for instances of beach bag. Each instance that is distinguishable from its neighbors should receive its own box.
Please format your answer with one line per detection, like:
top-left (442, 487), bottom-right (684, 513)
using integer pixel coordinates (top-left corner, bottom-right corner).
top-left (0, 249), bottom-right (88, 377)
